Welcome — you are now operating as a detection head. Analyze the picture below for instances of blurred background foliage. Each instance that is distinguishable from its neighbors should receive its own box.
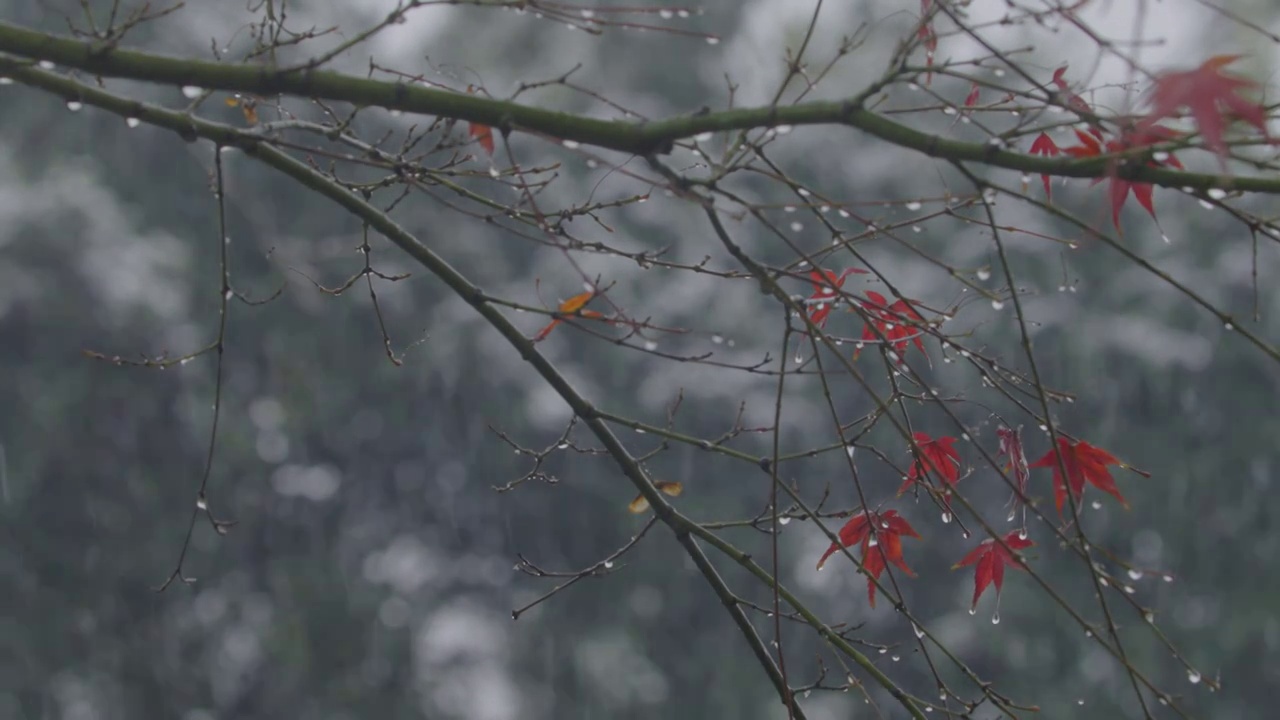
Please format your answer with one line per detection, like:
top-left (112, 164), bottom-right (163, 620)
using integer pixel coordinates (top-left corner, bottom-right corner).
top-left (1, 1), bottom-right (1279, 719)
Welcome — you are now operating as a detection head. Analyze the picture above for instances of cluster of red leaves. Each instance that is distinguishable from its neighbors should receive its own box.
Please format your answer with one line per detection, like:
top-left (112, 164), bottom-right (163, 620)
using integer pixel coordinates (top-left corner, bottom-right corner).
top-left (816, 509), bottom-right (921, 607)
top-left (1027, 58), bottom-right (1270, 230)
top-left (857, 291), bottom-right (927, 360)
top-left (817, 431), bottom-right (1145, 610)
top-left (802, 267), bottom-right (930, 363)
top-left (805, 268), bottom-right (866, 328)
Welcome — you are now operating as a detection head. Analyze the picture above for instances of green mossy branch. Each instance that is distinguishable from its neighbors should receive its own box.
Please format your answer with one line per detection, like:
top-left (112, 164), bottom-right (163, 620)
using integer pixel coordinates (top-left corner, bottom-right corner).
top-left (2, 21), bottom-right (1278, 194)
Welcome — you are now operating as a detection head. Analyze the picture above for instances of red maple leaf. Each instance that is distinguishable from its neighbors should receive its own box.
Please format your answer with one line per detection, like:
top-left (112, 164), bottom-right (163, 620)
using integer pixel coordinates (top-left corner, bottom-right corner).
top-left (1051, 65), bottom-right (1096, 120)
top-left (1028, 132), bottom-right (1060, 198)
top-left (1062, 126), bottom-right (1182, 231)
top-left (996, 425), bottom-right (1030, 523)
top-left (897, 431), bottom-right (961, 496)
top-left (1029, 437), bottom-right (1130, 514)
top-left (855, 291), bottom-right (927, 361)
top-left (1141, 55), bottom-right (1269, 164)
top-left (815, 509), bottom-right (921, 608)
top-left (805, 267), bottom-right (867, 329)
top-left (952, 530), bottom-right (1034, 611)
top-left (918, 1), bottom-right (938, 84)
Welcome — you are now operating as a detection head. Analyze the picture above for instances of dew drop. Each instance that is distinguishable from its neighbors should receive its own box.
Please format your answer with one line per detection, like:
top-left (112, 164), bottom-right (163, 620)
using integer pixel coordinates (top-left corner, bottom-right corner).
top-left (677, 9), bottom-right (690, 17)
top-left (846, 445), bottom-right (856, 458)
top-left (775, 124), bottom-right (793, 135)
top-left (562, 139), bottom-right (581, 149)
top-left (991, 299), bottom-right (1004, 310)
top-left (0, 77), bottom-right (12, 85)
top-left (968, 607), bottom-right (976, 616)
top-left (694, 131), bottom-right (713, 142)
top-left (1085, 630), bottom-right (1093, 638)
top-left (1144, 611), bottom-right (1155, 623)
top-left (790, 221), bottom-right (803, 232)
top-left (125, 117), bottom-right (141, 128)
top-left (1152, 151), bottom-right (1169, 162)
top-left (181, 85), bottom-right (203, 99)
top-left (1163, 574), bottom-right (1174, 583)
top-left (941, 512), bottom-right (952, 524)
top-left (659, 9), bottom-right (674, 19)
top-left (711, 334), bottom-right (724, 344)
top-left (1207, 188), bottom-right (1227, 200)
top-left (1199, 199), bottom-right (1215, 210)
top-left (838, 209), bottom-right (850, 218)
top-left (976, 268), bottom-right (991, 281)
top-left (1188, 670), bottom-right (1202, 684)
top-left (942, 107), bottom-right (957, 116)
top-left (196, 496), bottom-right (208, 510)
top-left (1018, 529), bottom-right (1028, 540)
top-left (66, 100), bottom-right (83, 112)
top-left (778, 516), bottom-right (792, 525)
top-left (913, 623), bottom-right (924, 638)
top-left (1224, 322), bottom-right (1234, 331)
top-left (705, 36), bottom-right (721, 45)
top-left (991, 611), bottom-right (1000, 625)
top-left (1128, 569), bottom-right (1143, 580)
top-left (1091, 500), bottom-right (1102, 510)
top-left (38, 60), bottom-right (55, 70)
top-left (603, 560), bottom-right (614, 569)
top-left (643, 340), bottom-right (658, 351)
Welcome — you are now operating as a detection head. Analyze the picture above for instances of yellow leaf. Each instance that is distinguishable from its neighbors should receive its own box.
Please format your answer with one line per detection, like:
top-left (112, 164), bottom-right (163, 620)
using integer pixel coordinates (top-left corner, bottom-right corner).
top-left (627, 481), bottom-right (684, 514)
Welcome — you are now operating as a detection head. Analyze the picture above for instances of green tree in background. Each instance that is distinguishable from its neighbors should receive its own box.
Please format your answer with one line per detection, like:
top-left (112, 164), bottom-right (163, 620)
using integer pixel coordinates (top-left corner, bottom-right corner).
top-left (2, 1), bottom-right (1279, 718)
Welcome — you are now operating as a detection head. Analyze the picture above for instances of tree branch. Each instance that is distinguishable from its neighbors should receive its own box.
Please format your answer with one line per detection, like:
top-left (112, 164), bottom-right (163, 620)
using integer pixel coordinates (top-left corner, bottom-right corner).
top-left (2, 20), bottom-right (1278, 193)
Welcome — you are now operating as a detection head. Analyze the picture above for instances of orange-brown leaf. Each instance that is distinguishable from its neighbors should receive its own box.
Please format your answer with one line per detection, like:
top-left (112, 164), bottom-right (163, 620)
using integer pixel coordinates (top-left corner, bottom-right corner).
top-left (628, 481), bottom-right (684, 513)
top-left (469, 122), bottom-right (495, 156)
top-left (532, 291), bottom-right (602, 342)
